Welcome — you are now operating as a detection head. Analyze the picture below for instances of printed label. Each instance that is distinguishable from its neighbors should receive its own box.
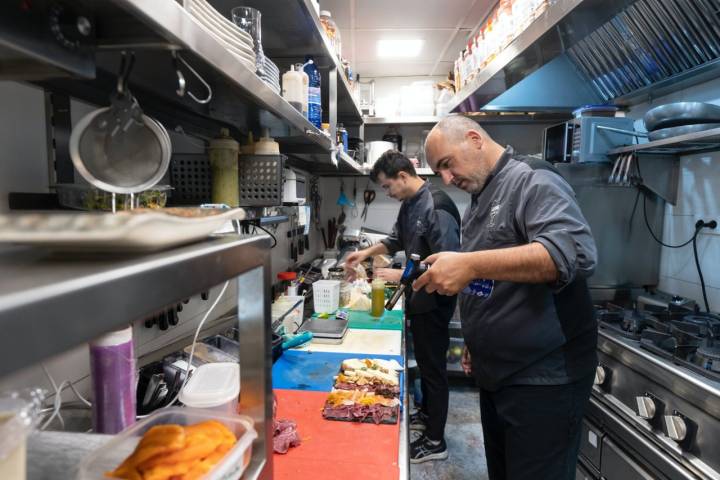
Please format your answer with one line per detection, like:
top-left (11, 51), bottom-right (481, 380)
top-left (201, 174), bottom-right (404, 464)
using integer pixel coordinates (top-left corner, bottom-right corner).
top-left (462, 279), bottom-right (494, 299)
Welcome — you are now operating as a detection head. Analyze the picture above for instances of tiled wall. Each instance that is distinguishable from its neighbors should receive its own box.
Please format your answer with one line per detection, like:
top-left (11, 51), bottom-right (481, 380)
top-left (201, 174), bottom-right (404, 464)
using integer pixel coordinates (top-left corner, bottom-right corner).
top-left (628, 80), bottom-right (720, 311)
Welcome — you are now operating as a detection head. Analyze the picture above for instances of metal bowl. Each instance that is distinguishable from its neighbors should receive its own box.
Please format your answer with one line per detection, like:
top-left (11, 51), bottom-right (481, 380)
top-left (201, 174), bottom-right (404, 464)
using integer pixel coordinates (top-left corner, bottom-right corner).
top-left (647, 123), bottom-right (720, 142)
top-left (644, 102), bottom-right (720, 132)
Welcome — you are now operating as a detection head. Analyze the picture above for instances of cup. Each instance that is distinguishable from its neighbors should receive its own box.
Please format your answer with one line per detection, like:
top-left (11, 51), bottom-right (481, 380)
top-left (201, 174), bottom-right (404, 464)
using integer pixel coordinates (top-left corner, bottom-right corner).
top-left (231, 6), bottom-right (265, 75)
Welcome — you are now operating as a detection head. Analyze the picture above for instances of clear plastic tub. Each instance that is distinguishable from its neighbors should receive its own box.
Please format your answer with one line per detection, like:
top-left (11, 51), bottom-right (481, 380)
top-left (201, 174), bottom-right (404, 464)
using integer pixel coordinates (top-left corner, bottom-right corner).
top-left (78, 408), bottom-right (256, 480)
top-left (179, 363), bottom-right (240, 417)
top-left (55, 184), bottom-right (171, 211)
top-left (184, 343), bottom-right (236, 365)
top-left (0, 390), bottom-right (43, 480)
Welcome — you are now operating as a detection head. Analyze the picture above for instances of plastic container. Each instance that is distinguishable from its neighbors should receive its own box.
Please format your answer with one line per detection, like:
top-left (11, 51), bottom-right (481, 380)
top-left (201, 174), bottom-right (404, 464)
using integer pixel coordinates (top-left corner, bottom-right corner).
top-left (78, 408), bottom-right (256, 480)
top-left (56, 184), bottom-right (171, 211)
top-left (319, 10), bottom-right (342, 59)
top-left (295, 63), bottom-right (309, 118)
top-left (304, 57), bottom-right (322, 129)
top-left (282, 64), bottom-right (304, 113)
top-left (90, 327), bottom-right (136, 434)
top-left (179, 363), bottom-right (240, 416)
top-left (208, 128), bottom-right (240, 207)
top-left (313, 279), bottom-right (341, 314)
top-left (0, 391), bottom-right (43, 480)
top-left (202, 335), bottom-right (240, 359)
top-left (271, 295), bottom-right (305, 334)
top-left (184, 342), bottom-right (236, 365)
top-left (371, 278), bottom-right (386, 317)
top-left (253, 131), bottom-right (280, 155)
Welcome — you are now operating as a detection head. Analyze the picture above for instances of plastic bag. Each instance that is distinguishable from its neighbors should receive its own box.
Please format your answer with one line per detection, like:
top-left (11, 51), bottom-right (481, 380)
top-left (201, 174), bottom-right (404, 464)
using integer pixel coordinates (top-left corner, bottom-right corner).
top-left (372, 255), bottom-right (392, 269)
top-left (0, 389), bottom-right (44, 479)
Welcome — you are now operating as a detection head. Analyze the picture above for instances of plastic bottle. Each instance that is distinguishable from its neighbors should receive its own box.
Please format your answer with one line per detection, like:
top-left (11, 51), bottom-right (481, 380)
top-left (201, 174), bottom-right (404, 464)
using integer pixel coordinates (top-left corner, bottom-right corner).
top-left (319, 10), bottom-right (342, 59)
top-left (295, 63), bottom-right (309, 119)
top-left (208, 128), bottom-right (240, 207)
top-left (89, 326), bottom-right (136, 434)
top-left (371, 278), bottom-right (386, 318)
top-left (282, 64), bottom-right (304, 113)
top-left (304, 57), bottom-right (322, 129)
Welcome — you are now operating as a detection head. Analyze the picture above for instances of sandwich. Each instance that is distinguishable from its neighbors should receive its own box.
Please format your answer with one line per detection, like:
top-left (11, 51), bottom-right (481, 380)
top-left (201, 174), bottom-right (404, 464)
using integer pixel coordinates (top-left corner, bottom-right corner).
top-left (322, 389), bottom-right (400, 425)
top-left (333, 359), bottom-right (400, 398)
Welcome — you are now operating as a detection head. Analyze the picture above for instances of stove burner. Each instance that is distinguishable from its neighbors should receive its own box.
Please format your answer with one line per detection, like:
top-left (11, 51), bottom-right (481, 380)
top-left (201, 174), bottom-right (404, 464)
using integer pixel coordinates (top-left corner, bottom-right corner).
top-left (597, 301), bottom-right (720, 382)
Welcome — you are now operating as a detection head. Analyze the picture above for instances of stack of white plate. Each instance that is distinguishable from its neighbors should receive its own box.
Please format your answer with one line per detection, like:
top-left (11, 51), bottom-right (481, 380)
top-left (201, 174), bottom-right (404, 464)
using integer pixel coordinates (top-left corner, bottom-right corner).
top-left (185, 0), bottom-right (256, 72)
top-left (261, 58), bottom-right (280, 95)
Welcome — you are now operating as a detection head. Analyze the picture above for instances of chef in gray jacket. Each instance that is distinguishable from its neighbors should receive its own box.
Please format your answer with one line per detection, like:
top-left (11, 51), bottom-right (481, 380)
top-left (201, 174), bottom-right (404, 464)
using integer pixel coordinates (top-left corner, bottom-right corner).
top-left (415, 115), bottom-right (598, 480)
top-left (345, 150), bottom-right (460, 463)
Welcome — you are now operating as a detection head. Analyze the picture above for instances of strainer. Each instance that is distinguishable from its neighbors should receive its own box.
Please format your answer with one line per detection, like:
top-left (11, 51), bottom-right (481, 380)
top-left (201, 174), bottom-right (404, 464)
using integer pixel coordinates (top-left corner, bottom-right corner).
top-left (69, 53), bottom-right (171, 208)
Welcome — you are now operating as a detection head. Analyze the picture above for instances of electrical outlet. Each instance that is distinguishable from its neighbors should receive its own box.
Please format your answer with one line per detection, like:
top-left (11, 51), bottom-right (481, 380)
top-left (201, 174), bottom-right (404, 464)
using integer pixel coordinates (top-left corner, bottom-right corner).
top-left (697, 218), bottom-right (719, 235)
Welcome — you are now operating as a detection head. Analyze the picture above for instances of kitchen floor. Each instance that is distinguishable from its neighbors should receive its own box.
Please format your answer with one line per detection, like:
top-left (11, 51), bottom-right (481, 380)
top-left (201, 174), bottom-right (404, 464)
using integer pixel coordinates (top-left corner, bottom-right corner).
top-left (410, 380), bottom-right (489, 480)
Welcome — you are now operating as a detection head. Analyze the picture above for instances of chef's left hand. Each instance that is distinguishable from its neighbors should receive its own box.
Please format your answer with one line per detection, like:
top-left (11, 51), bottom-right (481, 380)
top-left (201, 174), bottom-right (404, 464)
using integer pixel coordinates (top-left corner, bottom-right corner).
top-left (412, 252), bottom-right (475, 295)
top-left (374, 267), bottom-right (402, 283)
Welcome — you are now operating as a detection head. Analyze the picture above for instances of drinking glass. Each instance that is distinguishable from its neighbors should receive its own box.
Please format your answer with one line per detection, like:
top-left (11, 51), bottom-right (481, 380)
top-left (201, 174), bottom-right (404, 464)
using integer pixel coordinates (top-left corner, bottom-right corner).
top-left (231, 6), bottom-right (265, 75)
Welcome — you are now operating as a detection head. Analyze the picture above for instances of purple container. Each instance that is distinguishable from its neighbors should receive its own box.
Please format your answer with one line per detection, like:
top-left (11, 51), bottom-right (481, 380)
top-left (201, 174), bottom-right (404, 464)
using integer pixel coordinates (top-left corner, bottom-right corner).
top-left (89, 326), bottom-right (136, 434)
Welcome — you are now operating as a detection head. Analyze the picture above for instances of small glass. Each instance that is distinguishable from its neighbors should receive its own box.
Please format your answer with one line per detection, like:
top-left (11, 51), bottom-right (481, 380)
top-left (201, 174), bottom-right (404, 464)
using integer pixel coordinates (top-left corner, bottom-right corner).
top-left (231, 6), bottom-right (265, 76)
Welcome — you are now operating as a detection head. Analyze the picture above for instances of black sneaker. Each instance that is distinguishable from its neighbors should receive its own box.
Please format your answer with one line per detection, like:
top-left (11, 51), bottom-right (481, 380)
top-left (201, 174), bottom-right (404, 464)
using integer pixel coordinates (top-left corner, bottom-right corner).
top-left (410, 436), bottom-right (448, 463)
top-left (409, 410), bottom-right (428, 432)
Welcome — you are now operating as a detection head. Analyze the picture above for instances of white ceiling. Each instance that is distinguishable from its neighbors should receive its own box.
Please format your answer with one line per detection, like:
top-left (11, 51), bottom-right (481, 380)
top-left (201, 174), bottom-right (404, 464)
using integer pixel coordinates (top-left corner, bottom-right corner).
top-left (318, 0), bottom-right (495, 78)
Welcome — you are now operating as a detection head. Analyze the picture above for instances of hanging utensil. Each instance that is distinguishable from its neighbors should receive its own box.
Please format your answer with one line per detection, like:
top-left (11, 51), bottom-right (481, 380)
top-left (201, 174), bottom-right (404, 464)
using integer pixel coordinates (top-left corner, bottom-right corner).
top-left (361, 182), bottom-right (376, 222)
top-left (350, 178), bottom-right (359, 218)
top-left (69, 51), bottom-right (171, 212)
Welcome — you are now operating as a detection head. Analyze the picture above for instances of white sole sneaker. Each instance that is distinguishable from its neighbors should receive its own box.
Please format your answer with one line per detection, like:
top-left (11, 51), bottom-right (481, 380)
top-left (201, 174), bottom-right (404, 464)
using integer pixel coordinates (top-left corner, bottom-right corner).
top-left (410, 450), bottom-right (449, 464)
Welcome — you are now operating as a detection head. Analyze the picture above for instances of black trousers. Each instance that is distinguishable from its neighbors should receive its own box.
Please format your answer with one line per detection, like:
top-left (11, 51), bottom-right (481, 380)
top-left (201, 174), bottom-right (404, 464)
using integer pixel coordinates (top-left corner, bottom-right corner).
top-left (479, 373), bottom-right (594, 480)
top-left (410, 308), bottom-right (451, 441)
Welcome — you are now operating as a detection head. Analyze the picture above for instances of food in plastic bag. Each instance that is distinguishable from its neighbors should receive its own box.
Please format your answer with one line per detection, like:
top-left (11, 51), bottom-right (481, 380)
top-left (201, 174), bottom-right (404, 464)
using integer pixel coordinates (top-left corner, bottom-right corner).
top-left (0, 389), bottom-right (44, 480)
top-left (347, 287), bottom-right (372, 311)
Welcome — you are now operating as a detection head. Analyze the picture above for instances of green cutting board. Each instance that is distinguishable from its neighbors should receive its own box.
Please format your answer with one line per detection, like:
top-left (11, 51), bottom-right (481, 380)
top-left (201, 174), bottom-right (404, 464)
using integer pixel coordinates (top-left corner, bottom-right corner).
top-left (313, 308), bottom-right (404, 331)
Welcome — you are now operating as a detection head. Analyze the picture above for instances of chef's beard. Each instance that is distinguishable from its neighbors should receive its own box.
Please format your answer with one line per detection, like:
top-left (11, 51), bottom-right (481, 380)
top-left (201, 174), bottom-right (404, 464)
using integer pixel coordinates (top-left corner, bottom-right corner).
top-left (453, 171), bottom-right (487, 194)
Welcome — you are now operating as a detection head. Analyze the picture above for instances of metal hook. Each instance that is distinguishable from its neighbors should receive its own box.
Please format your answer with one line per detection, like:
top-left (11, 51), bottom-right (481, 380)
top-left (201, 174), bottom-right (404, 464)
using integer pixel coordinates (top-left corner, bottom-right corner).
top-left (173, 52), bottom-right (212, 104)
top-left (172, 51), bottom-right (186, 97)
top-left (116, 51), bottom-right (136, 96)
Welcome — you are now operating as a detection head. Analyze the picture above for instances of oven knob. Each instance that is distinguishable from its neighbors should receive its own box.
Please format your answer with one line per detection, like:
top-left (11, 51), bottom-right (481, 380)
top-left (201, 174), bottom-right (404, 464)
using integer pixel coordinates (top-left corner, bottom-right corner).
top-left (664, 415), bottom-right (688, 442)
top-left (594, 365), bottom-right (607, 386)
top-left (636, 396), bottom-right (657, 419)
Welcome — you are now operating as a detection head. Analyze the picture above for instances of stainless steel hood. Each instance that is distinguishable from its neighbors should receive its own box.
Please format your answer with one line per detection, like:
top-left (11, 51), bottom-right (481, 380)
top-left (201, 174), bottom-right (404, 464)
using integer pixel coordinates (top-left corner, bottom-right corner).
top-left (451, 0), bottom-right (720, 113)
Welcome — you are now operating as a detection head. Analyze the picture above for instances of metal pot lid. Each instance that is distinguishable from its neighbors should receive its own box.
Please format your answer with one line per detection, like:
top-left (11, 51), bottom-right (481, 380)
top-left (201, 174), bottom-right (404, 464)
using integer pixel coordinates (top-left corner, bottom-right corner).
top-left (70, 107), bottom-right (171, 195)
top-left (644, 102), bottom-right (720, 131)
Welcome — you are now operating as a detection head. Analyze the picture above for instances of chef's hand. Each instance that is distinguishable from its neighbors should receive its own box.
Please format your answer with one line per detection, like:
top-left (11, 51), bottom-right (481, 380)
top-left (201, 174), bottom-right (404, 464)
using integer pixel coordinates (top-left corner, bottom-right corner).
top-left (374, 267), bottom-right (402, 283)
top-left (344, 250), bottom-right (368, 281)
top-left (412, 251), bottom-right (475, 295)
top-left (461, 346), bottom-right (472, 376)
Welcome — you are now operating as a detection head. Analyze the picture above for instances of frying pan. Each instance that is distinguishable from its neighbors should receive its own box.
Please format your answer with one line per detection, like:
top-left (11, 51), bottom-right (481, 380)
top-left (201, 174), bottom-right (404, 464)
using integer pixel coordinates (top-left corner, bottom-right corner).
top-left (644, 102), bottom-right (720, 131)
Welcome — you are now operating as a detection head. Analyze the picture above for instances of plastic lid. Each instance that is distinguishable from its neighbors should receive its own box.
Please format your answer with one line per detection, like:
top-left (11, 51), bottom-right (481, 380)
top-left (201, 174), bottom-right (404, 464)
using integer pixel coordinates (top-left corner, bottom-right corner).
top-left (277, 271), bottom-right (297, 281)
top-left (179, 362), bottom-right (240, 408)
top-left (320, 10), bottom-right (332, 17)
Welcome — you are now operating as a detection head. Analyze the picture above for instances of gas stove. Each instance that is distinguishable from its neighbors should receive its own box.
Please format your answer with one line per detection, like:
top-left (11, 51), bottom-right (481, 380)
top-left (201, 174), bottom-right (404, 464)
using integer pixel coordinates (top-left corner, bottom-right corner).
top-left (596, 303), bottom-right (720, 382)
top-left (580, 293), bottom-right (720, 480)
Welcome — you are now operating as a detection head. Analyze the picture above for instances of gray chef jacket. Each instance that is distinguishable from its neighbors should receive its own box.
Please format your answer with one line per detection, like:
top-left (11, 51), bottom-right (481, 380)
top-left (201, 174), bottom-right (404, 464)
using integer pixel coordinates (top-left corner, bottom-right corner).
top-left (381, 181), bottom-right (461, 315)
top-left (460, 147), bottom-right (598, 391)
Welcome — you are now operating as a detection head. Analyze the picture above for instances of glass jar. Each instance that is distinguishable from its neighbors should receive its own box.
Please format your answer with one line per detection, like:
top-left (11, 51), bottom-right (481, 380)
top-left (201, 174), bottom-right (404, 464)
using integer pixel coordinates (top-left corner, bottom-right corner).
top-left (328, 268), bottom-right (351, 308)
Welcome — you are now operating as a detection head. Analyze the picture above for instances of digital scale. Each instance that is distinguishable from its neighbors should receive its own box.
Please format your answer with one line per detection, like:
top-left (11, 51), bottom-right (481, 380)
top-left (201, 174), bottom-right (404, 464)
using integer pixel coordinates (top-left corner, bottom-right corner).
top-left (297, 318), bottom-right (348, 344)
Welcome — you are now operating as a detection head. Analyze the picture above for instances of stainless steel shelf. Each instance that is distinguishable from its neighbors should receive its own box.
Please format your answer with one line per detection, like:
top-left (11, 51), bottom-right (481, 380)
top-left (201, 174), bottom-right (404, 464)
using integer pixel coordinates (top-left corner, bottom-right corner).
top-left (448, 0), bottom-right (626, 113)
top-left (0, 235), bottom-right (270, 378)
top-left (608, 127), bottom-right (720, 156)
top-left (363, 116), bottom-right (444, 126)
top-left (209, 0), bottom-right (362, 124)
top-left (109, 0), bottom-right (332, 152)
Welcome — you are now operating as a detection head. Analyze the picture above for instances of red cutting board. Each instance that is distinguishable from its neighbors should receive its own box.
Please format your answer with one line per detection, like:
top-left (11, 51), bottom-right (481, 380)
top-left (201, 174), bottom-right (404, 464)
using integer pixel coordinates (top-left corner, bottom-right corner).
top-left (273, 389), bottom-right (400, 478)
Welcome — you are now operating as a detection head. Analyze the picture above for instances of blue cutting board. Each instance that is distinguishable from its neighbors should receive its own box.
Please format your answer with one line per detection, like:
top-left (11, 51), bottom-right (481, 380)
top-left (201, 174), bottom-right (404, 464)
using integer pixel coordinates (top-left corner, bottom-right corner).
top-left (272, 350), bottom-right (404, 395)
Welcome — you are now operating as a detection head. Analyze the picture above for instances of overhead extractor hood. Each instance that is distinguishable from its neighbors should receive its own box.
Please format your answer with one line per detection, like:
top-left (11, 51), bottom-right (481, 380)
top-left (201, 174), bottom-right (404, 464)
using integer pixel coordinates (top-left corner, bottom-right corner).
top-left (450, 0), bottom-right (720, 113)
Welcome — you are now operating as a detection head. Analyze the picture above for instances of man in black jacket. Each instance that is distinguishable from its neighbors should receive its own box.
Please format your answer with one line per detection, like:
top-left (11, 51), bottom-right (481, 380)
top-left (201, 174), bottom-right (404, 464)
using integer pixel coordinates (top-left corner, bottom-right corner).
top-left (345, 150), bottom-right (461, 463)
top-left (415, 116), bottom-right (598, 480)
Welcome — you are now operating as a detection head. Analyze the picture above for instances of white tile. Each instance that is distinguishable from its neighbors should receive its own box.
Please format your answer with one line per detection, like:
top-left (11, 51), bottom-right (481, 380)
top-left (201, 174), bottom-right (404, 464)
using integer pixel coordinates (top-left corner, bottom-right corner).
top-left (671, 153), bottom-right (720, 217)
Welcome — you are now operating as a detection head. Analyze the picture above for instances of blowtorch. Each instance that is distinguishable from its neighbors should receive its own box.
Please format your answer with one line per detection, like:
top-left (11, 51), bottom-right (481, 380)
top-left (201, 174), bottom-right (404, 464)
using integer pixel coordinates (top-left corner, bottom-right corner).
top-left (384, 253), bottom-right (427, 310)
